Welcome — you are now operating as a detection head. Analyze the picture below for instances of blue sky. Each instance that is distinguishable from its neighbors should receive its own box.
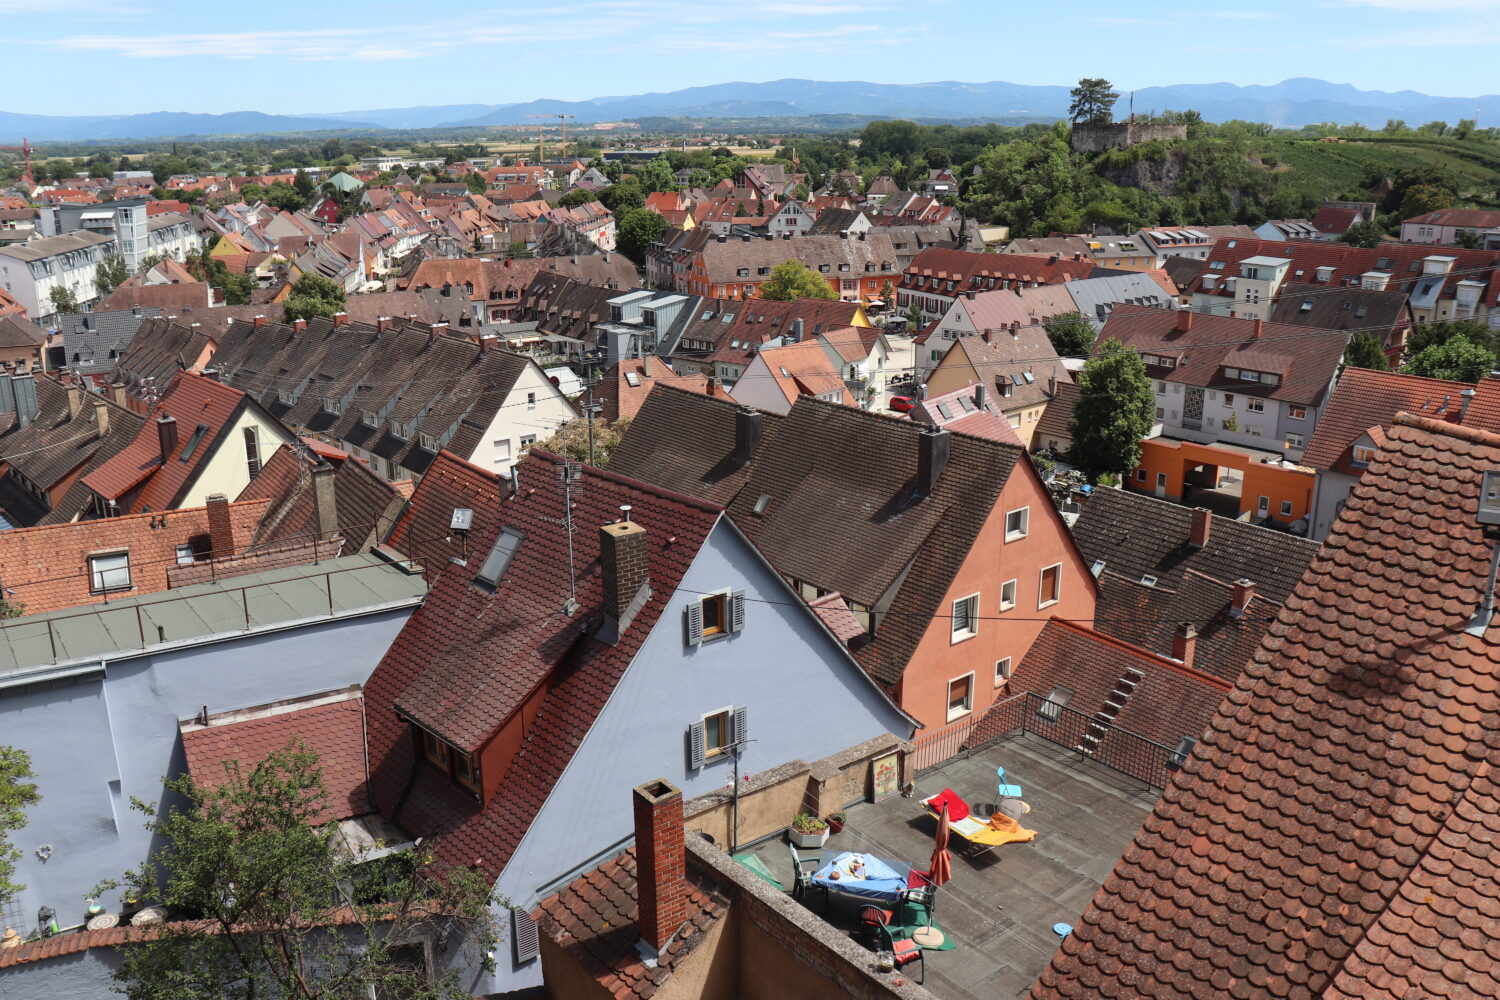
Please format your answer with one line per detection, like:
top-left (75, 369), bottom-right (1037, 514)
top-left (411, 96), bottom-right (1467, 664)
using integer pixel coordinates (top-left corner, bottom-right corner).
top-left (9, 0), bottom-right (1500, 116)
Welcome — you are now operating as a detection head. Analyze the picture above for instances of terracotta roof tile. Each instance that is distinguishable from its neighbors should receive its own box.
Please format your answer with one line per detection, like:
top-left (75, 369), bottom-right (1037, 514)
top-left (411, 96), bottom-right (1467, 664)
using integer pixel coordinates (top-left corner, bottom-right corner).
top-left (1302, 367), bottom-right (1470, 473)
top-left (1033, 412), bottom-right (1500, 1000)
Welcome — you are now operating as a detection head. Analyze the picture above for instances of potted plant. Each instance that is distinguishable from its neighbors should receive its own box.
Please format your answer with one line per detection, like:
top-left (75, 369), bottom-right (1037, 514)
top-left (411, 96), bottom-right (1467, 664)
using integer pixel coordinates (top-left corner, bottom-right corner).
top-left (788, 812), bottom-right (829, 849)
top-left (827, 810), bottom-right (847, 835)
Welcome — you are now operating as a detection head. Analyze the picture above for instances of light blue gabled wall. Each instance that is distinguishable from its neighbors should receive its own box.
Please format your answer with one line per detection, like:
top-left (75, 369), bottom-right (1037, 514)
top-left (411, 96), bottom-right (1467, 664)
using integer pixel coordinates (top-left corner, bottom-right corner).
top-left (484, 517), bottom-right (911, 993)
top-left (0, 608), bottom-right (413, 948)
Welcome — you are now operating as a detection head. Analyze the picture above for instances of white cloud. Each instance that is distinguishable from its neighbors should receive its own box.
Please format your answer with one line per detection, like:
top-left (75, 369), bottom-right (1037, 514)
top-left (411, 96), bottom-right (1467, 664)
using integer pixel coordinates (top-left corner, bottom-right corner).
top-left (1332, 0), bottom-right (1500, 9)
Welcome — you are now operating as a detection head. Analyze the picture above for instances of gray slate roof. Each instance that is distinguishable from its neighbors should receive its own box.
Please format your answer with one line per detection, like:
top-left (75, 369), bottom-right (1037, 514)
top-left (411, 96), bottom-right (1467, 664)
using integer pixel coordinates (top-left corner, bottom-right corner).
top-left (52, 307), bottom-right (163, 375)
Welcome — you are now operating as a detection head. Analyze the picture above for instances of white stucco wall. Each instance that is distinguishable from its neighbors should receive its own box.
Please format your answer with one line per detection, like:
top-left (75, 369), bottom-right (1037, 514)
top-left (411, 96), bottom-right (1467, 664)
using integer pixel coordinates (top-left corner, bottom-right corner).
top-left (179, 406), bottom-right (296, 510)
top-left (468, 361), bottom-right (579, 477)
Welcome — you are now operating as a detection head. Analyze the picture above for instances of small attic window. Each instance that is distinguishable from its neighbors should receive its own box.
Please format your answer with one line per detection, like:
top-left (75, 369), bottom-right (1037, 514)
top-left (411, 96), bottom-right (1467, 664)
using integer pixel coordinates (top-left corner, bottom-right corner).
top-left (752, 493), bottom-right (771, 516)
top-left (1141, 574), bottom-right (1158, 587)
top-left (1090, 560), bottom-right (1106, 577)
top-left (1479, 471), bottom-right (1500, 526)
top-left (624, 371), bottom-right (641, 388)
top-left (179, 423), bottom-right (209, 461)
top-left (476, 526), bottom-right (526, 588)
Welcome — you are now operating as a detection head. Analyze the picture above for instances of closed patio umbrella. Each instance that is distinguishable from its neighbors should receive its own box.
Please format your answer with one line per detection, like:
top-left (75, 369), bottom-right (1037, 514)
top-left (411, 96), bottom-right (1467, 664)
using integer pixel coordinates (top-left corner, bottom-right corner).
top-left (929, 802), bottom-right (953, 888)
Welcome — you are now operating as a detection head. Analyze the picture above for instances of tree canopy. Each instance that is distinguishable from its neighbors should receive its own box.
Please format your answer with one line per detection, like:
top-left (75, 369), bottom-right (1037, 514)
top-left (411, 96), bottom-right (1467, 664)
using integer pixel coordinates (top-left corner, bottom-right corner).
top-left (282, 273), bottom-right (347, 323)
top-left (101, 743), bottom-right (496, 1000)
top-left (759, 259), bottom-right (838, 301)
top-left (1069, 78), bottom-right (1120, 125)
top-left (1068, 339), bottom-right (1155, 482)
top-left (95, 253), bottom-right (129, 297)
top-left (0, 746), bottom-right (39, 904)
top-left (1043, 312), bottom-right (1097, 357)
top-left (1339, 220), bottom-right (1386, 248)
top-left (1343, 332), bottom-right (1389, 372)
top-left (1402, 335), bottom-right (1495, 382)
top-left (616, 208), bottom-right (667, 265)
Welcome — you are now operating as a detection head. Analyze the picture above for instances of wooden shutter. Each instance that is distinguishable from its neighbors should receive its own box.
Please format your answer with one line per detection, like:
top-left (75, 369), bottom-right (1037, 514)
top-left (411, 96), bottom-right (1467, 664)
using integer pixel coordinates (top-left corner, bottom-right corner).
top-left (731, 706), bottom-right (748, 748)
top-left (512, 907), bottom-right (539, 964)
top-left (688, 720), bottom-right (706, 770)
top-left (685, 600), bottom-right (704, 645)
top-left (729, 590), bottom-right (746, 633)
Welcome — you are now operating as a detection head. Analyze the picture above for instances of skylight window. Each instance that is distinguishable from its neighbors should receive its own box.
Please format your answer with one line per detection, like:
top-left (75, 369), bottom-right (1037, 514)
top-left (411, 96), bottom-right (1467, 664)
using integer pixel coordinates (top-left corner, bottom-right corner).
top-left (476, 527), bottom-right (525, 588)
top-left (1141, 574), bottom-right (1158, 587)
top-left (179, 423), bottom-right (209, 461)
top-left (624, 371), bottom-right (641, 388)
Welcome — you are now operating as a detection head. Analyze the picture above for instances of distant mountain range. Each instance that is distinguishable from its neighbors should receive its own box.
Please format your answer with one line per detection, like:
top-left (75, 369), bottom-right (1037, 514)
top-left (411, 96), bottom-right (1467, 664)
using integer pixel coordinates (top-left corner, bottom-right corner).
top-left (4, 78), bottom-right (1495, 142)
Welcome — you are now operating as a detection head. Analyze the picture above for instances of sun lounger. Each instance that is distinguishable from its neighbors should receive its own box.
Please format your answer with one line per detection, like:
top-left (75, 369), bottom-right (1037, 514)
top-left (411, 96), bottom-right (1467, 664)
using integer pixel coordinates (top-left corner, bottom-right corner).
top-left (920, 788), bottom-right (1036, 851)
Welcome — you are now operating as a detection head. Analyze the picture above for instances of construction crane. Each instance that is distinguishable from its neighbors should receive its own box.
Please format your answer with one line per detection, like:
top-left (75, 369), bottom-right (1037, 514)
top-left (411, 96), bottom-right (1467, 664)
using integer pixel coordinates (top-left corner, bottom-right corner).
top-left (0, 137), bottom-right (35, 186)
top-left (525, 114), bottom-right (577, 162)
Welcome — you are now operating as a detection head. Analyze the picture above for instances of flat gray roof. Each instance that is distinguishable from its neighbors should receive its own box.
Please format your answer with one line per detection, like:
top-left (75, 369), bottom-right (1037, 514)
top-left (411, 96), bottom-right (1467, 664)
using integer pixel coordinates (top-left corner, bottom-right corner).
top-left (0, 231), bottom-right (115, 262)
top-left (0, 550), bottom-right (426, 685)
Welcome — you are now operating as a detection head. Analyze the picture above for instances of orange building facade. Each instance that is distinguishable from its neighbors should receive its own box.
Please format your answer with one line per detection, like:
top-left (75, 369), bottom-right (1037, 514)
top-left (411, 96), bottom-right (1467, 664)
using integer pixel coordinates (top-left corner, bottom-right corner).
top-left (1128, 438), bottom-right (1315, 527)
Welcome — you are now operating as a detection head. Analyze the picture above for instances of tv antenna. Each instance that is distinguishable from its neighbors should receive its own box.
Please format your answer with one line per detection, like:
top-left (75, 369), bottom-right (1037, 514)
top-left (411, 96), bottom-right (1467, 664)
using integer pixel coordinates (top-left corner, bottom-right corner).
top-left (554, 462), bottom-right (585, 615)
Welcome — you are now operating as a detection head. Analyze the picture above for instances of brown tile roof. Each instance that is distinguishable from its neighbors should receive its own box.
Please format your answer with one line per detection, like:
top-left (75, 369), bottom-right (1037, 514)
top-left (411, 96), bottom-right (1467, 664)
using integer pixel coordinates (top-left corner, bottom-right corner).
top-left (936, 326), bottom-right (1071, 414)
top-left (606, 383), bottom-right (782, 507)
top-left (180, 689), bottom-right (369, 826)
top-left (908, 382), bottom-right (1026, 446)
top-left (0, 498), bottom-right (266, 614)
top-left (0, 314), bottom-right (44, 350)
top-left (237, 443), bottom-right (405, 552)
top-left (1311, 204), bottom-right (1363, 236)
top-left (1034, 380), bottom-right (1080, 445)
top-left (1403, 207), bottom-right (1500, 229)
top-left (364, 451), bottom-right (721, 880)
top-left (900, 246), bottom-right (1093, 292)
top-left (1068, 488), bottom-right (1320, 684)
top-left (384, 449), bottom-right (504, 572)
top-left (1267, 281), bottom-right (1410, 341)
top-left (696, 231), bottom-right (900, 285)
top-left (83, 372), bottom-right (251, 513)
top-left (536, 845), bottom-right (729, 1000)
top-left (1302, 367), bottom-right (1470, 473)
top-left (1098, 303), bottom-right (1349, 407)
top-left (113, 316), bottom-right (217, 393)
top-left (595, 356), bottom-right (711, 424)
top-left (100, 280), bottom-right (214, 315)
top-left (1033, 412), bottom-right (1500, 1000)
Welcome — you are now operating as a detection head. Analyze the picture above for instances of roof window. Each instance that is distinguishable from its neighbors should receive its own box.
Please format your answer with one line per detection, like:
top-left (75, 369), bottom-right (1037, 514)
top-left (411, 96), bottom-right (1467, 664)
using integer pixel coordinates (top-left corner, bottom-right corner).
top-left (476, 526), bottom-right (526, 588)
top-left (179, 423), bottom-right (209, 462)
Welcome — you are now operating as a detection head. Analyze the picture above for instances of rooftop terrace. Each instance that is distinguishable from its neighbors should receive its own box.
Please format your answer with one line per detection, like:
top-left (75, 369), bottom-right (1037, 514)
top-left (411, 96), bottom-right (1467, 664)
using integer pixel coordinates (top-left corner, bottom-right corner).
top-left (743, 732), bottom-right (1158, 999)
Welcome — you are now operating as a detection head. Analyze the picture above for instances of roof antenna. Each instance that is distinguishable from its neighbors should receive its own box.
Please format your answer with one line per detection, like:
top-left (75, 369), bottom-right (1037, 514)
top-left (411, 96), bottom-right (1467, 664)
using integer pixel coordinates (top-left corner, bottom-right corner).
top-left (554, 461), bottom-right (585, 616)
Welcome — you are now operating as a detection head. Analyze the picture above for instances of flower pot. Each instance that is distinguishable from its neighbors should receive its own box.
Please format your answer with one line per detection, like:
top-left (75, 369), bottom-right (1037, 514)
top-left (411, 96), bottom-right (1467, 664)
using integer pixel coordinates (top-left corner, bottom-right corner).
top-left (827, 817), bottom-right (846, 834)
top-left (788, 825), bottom-right (829, 849)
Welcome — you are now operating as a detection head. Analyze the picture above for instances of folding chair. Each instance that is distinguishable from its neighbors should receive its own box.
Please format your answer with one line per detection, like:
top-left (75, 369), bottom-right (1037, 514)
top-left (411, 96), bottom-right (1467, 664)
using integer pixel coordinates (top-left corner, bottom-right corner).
top-left (874, 919), bottom-right (926, 984)
top-left (899, 869), bottom-right (938, 923)
top-left (787, 843), bottom-right (828, 909)
top-left (996, 765), bottom-right (1024, 799)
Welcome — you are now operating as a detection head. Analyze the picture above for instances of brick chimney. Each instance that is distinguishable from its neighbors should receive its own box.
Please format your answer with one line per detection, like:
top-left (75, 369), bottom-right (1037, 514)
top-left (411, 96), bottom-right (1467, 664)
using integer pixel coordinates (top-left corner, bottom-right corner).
top-left (1189, 507), bottom-right (1212, 548)
top-left (429, 322), bottom-right (449, 340)
top-left (1230, 578), bottom-right (1255, 619)
top-left (66, 382), bottom-right (84, 420)
top-left (292, 318), bottom-right (308, 333)
top-left (312, 462), bottom-right (338, 540)
top-left (1252, 318), bottom-right (1264, 340)
top-left (332, 311), bottom-right (349, 328)
top-left (632, 779), bottom-right (686, 954)
top-left (91, 396), bottom-right (109, 438)
top-left (205, 493), bottom-right (234, 559)
top-left (157, 413), bottom-right (179, 461)
top-left (110, 382), bottom-right (127, 407)
top-left (376, 316), bottom-right (392, 333)
top-left (733, 408), bottom-right (762, 464)
top-left (1172, 623), bottom-right (1198, 669)
top-left (1175, 307), bottom-right (1192, 333)
top-left (600, 520), bottom-right (649, 621)
top-left (252, 314), bottom-right (267, 328)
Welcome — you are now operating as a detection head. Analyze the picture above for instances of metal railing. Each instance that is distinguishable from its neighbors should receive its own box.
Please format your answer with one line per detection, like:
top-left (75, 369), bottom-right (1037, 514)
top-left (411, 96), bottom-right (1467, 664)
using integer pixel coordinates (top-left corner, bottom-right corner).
top-left (910, 690), bottom-right (1185, 791)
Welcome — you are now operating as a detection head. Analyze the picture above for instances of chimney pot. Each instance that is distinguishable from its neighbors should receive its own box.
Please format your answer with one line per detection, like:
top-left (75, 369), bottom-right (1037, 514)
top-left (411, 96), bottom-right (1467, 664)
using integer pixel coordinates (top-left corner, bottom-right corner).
top-left (1172, 623), bottom-right (1198, 669)
top-left (1230, 578), bottom-right (1256, 618)
top-left (632, 779), bottom-right (686, 954)
top-left (1189, 507), bottom-right (1212, 548)
top-left (252, 314), bottom-right (267, 328)
top-left (734, 407), bottom-right (762, 464)
top-left (205, 493), bottom-right (234, 559)
top-left (332, 311), bottom-right (349, 327)
top-left (1461, 387), bottom-right (1477, 422)
top-left (600, 521), bottom-right (649, 622)
top-left (66, 382), bottom-right (84, 421)
top-left (110, 381), bottom-right (127, 407)
top-left (1252, 317), bottom-right (1264, 340)
top-left (916, 426), bottom-right (950, 499)
top-left (292, 318), bottom-right (308, 333)
top-left (156, 413), bottom-right (178, 460)
top-left (973, 382), bottom-right (986, 410)
top-left (1175, 307), bottom-right (1193, 333)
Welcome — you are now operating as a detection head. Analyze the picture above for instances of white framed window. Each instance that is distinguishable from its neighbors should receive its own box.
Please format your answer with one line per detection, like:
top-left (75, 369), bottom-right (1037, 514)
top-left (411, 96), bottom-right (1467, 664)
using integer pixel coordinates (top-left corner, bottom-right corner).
top-left (1038, 685), bottom-right (1073, 723)
top-left (526, 391), bottom-right (537, 410)
top-left (1247, 399), bottom-right (1265, 413)
top-left (1352, 445), bottom-right (1376, 465)
top-left (1286, 432), bottom-right (1304, 448)
top-left (946, 673), bottom-right (974, 722)
top-left (174, 544), bottom-right (195, 566)
top-left (950, 593), bottom-right (979, 642)
top-left (1257, 495), bottom-right (1270, 517)
top-left (1224, 393), bottom-right (1235, 406)
top-left (1288, 405), bottom-right (1306, 420)
top-left (999, 579), bottom-right (1017, 611)
top-left (1279, 500), bottom-right (1294, 517)
top-left (1038, 563), bottom-right (1061, 609)
top-left (89, 552), bottom-right (131, 593)
top-left (1135, 469), bottom-right (1147, 482)
top-left (994, 657), bottom-right (1012, 687)
top-left (493, 438), bottom-right (512, 463)
top-left (1004, 506), bottom-right (1029, 541)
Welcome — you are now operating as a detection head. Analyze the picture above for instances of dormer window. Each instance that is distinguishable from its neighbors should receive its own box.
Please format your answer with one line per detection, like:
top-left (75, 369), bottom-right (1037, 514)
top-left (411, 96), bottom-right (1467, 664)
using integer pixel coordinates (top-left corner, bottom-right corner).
top-left (418, 433), bottom-right (437, 451)
top-left (360, 409), bottom-right (376, 426)
top-left (1352, 445), bottom-right (1376, 466)
top-left (415, 724), bottom-right (480, 794)
top-left (323, 397), bottom-right (342, 414)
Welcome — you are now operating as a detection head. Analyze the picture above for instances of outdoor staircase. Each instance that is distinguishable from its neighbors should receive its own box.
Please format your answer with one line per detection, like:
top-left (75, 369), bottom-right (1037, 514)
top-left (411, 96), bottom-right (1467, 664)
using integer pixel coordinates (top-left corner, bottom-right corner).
top-left (1076, 666), bottom-right (1146, 755)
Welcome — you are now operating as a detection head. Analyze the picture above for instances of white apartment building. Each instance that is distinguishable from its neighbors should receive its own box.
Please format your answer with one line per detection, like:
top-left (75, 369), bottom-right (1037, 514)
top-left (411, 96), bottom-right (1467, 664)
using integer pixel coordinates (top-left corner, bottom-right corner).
top-left (0, 231), bottom-right (115, 322)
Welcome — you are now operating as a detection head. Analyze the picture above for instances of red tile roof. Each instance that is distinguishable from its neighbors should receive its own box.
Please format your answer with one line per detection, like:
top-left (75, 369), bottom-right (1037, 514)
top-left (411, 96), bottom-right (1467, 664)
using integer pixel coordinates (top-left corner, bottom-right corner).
top-left (82, 371), bottom-right (250, 514)
top-left (1311, 204), bottom-right (1362, 236)
top-left (180, 689), bottom-right (369, 826)
top-left (0, 498), bottom-right (267, 615)
top-left (1403, 207), bottom-right (1500, 229)
top-left (900, 247), bottom-right (1093, 292)
top-left (1033, 412), bottom-right (1500, 1000)
top-left (1301, 367), bottom-right (1471, 473)
top-left (595, 356), bottom-right (712, 424)
top-left (384, 450), bottom-right (504, 573)
top-left (742, 339), bottom-right (855, 408)
top-left (1098, 303), bottom-right (1348, 407)
top-left (537, 845), bottom-right (729, 1000)
top-left (364, 451), bottom-right (721, 879)
top-left (1461, 376), bottom-right (1500, 432)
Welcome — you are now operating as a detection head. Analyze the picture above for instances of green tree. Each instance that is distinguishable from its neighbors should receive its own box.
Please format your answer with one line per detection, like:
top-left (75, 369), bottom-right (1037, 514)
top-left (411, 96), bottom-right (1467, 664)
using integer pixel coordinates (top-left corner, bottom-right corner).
top-left (292, 169), bottom-right (314, 198)
top-left (1043, 312), bottom-right (1097, 357)
top-left (759, 259), bottom-right (837, 301)
top-left (282, 273), bottom-right (347, 323)
top-left (1399, 183), bottom-right (1456, 220)
top-left (904, 301), bottom-right (924, 331)
top-left (1, 746), bottom-right (39, 904)
top-left (102, 744), bottom-right (495, 1000)
top-left (598, 180), bottom-right (645, 214)
top-left (617, 208), bottom-right (666, 266)
top-left (1340, 220), bottom-right (1386, 248)
top-left (1403, 335), bottom-right (1495, 382)
top-left (261, 181), bottom-right (306, 213)
top-left (558, 187), bottom-right (596, 208)
top-left (1068, 339), bottom-right (1155, 482)
top-left (1068, 78), bottom-right (1119, 124)
top-left (1383, 119), bottom-right (1408, 135)
top-left (1408, 319), bottom-right (1493, 355)
top-left (1454, 119), bottom-right (1476, 140)
top-left (633, 156), bottom-right (675, 194)
top-left (466, 172), bottom-right (488, 195)
top-left (95, 253), bottom-right (129, 297)
top-left (1343, 333), bottom-right (1389, 371)
top-left (49, 285), bottom-right (80, 315)
top-left (506, 241), bottom-right (533, 260)
top-left (1454, 228), bottom-right (1483, 249)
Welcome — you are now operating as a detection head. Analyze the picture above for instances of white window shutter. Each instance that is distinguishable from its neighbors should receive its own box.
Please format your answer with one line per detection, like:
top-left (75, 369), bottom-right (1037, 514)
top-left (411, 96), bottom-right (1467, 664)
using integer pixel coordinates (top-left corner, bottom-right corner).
top-left (685, 601), bottom-right (704, 645)
top-left (729, 590), bottom-right (746, 633)
top-left (731, 706), bottom-right (748, 747)
top-left (688, 720), bottom-right (706, 770)
top-left (512, 907), bottom-right (539, 964)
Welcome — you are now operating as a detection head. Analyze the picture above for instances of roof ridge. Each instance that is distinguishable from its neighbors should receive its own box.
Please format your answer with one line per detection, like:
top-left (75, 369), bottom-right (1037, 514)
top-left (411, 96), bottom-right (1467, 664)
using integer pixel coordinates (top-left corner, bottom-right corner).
top-left (1341, 366), bottom-right (1474, 391)
top-left (526, 448), bottom-right (727, 516)
top-left (1393, 409), bottom-right (1500, 447)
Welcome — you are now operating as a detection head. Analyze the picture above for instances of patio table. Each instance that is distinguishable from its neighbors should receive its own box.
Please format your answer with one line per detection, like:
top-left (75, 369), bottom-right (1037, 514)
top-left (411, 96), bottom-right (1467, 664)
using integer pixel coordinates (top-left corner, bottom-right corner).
top-left (811, 851), bottom-right (909, 902)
